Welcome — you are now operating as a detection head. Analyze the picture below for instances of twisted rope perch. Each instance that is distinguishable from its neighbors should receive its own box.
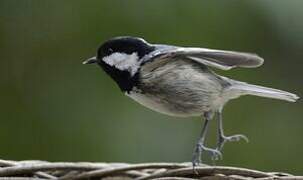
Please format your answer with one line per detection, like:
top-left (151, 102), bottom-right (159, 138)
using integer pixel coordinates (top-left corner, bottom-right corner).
top-left (0, 159), bottom-right (301, 180)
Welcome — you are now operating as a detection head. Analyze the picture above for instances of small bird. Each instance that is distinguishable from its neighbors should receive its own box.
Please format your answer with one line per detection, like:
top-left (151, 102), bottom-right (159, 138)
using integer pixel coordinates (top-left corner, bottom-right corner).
top-left (83, 36), bottom-right (299, 166)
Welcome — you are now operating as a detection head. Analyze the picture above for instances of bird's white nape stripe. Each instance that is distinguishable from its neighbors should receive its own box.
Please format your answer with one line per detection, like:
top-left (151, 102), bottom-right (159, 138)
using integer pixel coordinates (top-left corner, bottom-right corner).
top-left (102, 52), bottom-right (140, 76)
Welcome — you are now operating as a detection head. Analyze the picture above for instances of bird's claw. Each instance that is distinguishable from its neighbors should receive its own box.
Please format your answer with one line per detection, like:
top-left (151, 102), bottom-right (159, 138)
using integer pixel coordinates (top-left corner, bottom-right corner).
top-left (216, 134), bottom-right (249, 151)
top-left (192, 143), bottom-right (222, 167)
top-left (221, 134), bottom-right (249, 143)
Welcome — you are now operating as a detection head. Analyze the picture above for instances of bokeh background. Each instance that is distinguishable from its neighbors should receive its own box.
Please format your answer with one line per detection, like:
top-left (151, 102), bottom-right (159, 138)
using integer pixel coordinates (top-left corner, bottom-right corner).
top-left (1, 0), bottom-right (303, 174)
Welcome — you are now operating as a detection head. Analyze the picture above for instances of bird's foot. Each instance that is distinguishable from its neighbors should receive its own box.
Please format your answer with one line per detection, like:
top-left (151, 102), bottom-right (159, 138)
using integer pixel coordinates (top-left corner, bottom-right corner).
top-left (217, 134), bottom-right (249, 151)
top-left (192, 142), bottom-right (222, 167)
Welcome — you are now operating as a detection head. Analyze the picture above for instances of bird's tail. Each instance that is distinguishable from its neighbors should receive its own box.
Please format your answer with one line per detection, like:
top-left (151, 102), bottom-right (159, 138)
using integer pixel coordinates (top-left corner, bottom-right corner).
top-left (228, 81), bottom-right (299, 102)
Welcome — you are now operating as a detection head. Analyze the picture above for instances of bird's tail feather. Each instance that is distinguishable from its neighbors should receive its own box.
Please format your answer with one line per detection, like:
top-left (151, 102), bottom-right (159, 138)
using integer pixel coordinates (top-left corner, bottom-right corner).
top-left (230, 82), bottom-right (299, 102)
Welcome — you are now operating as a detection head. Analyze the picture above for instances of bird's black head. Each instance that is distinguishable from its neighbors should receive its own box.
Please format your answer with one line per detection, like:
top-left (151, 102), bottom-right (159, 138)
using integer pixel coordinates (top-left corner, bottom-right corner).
top-left (83, 36), bottom-right (155, 92)
top-left (98, 36), bottom-right (154, 60)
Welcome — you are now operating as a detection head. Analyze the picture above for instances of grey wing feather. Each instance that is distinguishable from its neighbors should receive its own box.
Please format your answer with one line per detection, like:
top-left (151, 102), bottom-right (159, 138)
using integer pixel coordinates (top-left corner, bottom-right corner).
top-left (141, 45), bottom-right (264, 70)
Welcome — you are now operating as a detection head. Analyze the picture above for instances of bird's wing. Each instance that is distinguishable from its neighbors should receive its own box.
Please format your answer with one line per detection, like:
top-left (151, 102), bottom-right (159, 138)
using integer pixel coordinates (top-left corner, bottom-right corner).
top-left (140, 46), bottom-right (264, 70)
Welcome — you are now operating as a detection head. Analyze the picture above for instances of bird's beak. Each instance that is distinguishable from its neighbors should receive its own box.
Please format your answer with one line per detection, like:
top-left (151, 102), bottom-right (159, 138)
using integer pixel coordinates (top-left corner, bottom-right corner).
top-left (83, 57), bottom-right (98, 64)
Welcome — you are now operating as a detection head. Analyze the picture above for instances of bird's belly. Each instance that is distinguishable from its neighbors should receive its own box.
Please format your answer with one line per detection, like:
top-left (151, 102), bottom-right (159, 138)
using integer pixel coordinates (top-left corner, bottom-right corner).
top-left (126, 91), bottom-right (204, 117)
top-left (126, 87), bottom-right (220, 117)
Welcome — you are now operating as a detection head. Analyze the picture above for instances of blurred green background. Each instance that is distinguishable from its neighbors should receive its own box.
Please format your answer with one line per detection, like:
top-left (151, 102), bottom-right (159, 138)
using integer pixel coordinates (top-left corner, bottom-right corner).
top-left (1, 0), bottom-right (302, 174)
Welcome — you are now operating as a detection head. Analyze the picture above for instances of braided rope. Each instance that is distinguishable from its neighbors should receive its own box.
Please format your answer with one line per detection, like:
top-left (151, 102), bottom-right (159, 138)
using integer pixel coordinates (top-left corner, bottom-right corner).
top-left (0, 159), bottom-right (301, 180)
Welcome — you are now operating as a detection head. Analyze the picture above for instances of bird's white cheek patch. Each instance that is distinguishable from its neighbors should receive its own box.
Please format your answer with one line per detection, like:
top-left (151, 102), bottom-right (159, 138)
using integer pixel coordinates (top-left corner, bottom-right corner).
top-left (102, 52), bottom-right (139, 76)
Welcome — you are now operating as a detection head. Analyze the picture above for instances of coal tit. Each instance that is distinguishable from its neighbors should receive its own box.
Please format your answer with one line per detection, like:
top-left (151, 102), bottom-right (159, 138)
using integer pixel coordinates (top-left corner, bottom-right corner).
top-left (83, 36), bottom-right (299, 166)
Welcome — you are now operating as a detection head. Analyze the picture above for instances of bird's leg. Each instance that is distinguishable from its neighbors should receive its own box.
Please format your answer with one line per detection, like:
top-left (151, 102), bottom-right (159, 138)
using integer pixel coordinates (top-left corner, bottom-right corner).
top-left (192, 112), bottom-right (222, 167)
top-left (216, 109), bottom-right (249, 151)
